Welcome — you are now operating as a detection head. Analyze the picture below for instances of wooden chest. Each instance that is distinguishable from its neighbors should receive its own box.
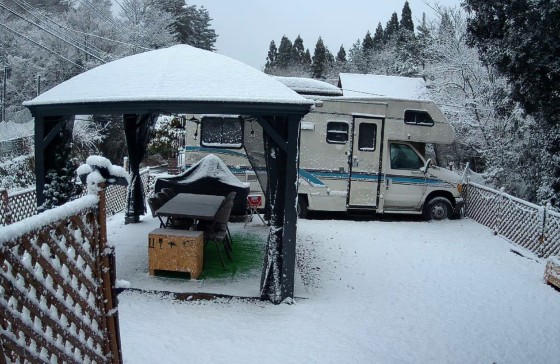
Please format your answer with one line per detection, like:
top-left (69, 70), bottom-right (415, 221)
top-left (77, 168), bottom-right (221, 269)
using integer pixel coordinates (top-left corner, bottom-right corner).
top-left (148, 229), bottom-right (204, 279)
top-left (544, 257), bottom-right (560, 290)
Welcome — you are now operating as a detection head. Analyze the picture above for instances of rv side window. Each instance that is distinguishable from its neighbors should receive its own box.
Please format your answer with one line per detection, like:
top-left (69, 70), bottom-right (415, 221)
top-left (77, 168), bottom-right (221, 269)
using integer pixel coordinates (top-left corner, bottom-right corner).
top-left (404, 110), bottom-right (434, 126)
top-left (326, 122), bottom-right (349, 144)
top-left (358, 123), bottom-right (377, 151)
top-left (390, 143), bottom-right (424, 170)
top-left (200, 116), bottom-right (243, 149)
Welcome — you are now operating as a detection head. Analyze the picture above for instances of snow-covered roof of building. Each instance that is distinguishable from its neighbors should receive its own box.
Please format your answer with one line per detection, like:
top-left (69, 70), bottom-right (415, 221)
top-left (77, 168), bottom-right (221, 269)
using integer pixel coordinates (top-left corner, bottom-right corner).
top-left (338, 73), bottom-right (429, 100)
top-left (24, 45), bottom-right (313, 108)
top-left (274, 76), bottom-right (343, 96)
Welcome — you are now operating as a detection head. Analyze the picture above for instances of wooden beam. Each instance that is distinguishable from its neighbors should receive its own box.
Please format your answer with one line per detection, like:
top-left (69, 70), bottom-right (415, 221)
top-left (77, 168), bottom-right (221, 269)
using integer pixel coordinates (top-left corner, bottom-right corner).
top-left (279, 115), bottom-right (302, 301)
top-left (257, 116), bottom-right (287, 153)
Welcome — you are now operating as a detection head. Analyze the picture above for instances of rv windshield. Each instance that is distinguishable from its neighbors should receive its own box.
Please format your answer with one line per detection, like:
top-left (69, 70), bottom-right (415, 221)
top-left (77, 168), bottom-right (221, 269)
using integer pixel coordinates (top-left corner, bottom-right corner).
top-left (390, 143), bottom-right (424, 170)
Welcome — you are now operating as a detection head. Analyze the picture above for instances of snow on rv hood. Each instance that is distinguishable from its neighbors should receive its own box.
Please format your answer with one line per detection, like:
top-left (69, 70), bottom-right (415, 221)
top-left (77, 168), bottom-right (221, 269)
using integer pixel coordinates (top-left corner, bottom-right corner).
top-left (427, 165), bottom-right (462, 185)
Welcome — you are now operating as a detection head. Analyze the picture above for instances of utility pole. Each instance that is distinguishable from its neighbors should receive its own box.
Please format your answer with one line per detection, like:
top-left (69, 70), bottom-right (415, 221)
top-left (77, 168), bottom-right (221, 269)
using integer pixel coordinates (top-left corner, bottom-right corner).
top-left (1, 66), bottom-right (7, 123)
top-left (36, 74), bottom-right (41, 96)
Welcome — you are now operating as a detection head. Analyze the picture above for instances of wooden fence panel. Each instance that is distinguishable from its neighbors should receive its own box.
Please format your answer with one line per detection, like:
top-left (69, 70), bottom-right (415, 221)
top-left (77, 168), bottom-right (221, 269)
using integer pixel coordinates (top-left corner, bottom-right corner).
top-left (0, 189), bottom-right (121, 363)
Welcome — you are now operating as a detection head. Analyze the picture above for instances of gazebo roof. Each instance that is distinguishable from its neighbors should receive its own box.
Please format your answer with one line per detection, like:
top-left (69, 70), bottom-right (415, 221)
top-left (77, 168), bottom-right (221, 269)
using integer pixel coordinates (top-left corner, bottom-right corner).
top-left (24, 45), bottom-right (313, 116)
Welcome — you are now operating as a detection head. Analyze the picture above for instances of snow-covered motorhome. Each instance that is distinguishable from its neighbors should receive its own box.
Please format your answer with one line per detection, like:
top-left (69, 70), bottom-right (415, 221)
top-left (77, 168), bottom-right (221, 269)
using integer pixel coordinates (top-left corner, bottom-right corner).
top-left (178, 74), bottom-right (464, 220)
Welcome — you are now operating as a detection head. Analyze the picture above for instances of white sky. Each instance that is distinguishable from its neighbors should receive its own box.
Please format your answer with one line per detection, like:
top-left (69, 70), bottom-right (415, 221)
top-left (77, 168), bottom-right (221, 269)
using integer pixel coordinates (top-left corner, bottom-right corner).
top-left (188, 0), bottom-right (462, 70)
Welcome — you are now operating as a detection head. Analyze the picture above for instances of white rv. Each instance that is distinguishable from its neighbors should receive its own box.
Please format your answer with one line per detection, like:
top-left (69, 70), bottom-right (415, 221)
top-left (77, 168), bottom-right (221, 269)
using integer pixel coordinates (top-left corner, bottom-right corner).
top-left (178, 75), bottom-right (464, 220)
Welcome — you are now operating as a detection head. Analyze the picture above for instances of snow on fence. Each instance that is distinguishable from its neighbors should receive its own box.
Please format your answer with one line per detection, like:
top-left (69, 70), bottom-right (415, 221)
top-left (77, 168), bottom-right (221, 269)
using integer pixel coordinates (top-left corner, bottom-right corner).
top-left (464, 182), bottom-right (560, 258)
top-left (0, 185), bottom-right (121, 363)
top-left (0, 169), bottom-right (153, 226)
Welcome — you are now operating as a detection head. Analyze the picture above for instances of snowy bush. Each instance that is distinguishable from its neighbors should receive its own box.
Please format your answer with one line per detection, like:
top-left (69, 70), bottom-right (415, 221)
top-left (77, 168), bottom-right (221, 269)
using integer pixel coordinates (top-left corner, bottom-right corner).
top-left (77, 155), bottom-right (130, 194)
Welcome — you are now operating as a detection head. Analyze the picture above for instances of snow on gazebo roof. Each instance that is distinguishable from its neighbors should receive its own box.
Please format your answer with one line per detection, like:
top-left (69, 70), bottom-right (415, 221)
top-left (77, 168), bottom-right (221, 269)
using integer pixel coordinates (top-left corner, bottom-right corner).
top-left (338, 73), bottom-right (429, 100)
top-left (274, 76), bottom-right (343, 97)
top-left (24, 45), bottom-right (314, 108)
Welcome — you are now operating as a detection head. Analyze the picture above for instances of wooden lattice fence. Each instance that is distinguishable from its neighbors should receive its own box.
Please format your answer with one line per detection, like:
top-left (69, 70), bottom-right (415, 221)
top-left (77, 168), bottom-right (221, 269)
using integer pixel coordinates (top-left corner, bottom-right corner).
top-left (0, 186), bottom-right (121, 363)
top-left (464, 182), bottom-right (560, 258)
top-left (0, 169), bottom-right (153, 226)
top-left (0, 188), bottom-right (36, 226)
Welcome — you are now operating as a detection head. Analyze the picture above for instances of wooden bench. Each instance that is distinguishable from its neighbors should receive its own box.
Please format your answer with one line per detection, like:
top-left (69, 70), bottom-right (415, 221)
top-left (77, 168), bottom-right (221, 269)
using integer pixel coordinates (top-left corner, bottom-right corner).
top-left (148, 229), bottom-right (204, 279)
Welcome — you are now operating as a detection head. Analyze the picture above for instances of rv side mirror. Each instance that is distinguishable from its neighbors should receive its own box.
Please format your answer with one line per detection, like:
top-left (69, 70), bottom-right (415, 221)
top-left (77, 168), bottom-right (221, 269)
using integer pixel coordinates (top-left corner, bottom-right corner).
top-left (420, 158), bottom-right (432, 174)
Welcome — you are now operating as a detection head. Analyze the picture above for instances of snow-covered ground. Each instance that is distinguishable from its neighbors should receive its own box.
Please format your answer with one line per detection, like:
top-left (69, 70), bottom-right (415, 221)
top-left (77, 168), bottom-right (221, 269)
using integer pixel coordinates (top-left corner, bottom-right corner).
top-left (109, 215), bottom-right (560, 363)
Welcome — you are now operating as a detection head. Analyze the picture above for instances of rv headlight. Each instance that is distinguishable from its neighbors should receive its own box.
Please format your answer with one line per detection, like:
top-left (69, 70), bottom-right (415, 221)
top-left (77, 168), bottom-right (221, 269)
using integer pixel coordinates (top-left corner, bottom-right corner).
top-left (457, 183), bottom-right (463, 194)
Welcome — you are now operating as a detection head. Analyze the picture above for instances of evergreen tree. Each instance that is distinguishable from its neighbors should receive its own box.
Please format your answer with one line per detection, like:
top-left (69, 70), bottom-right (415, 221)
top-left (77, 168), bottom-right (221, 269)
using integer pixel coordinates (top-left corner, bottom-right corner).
top-left (276, 35), bottom-right (293, 69)
top-left (415, 13), bottom-right (431, 69)
top-left (336, 45), bottom-right (347, 65)
top-left (465, 0), bottom-right (560, 206)
top-left (292, 35), bottom-right (306, 66)
top-left (264, 40), bottom-right (278, 73)
top-left (190, 6), bottom-right (218, 51)
top-left (176, 5), bottom-right (218, 50)
top-left (42, 141), bottom-right (80, 210)
top-left (303, 49), bottom-right (312, 68)
top-left (362, 31), bottom-right (374, 53)
top-left (311, 37), bottom-right (327, 78)
top-left (400, 1), bottom-right (414, 32)
top-left (384, 12), bottom-right (400, 41)
top-left (373, 22), bottom-right (384, 49)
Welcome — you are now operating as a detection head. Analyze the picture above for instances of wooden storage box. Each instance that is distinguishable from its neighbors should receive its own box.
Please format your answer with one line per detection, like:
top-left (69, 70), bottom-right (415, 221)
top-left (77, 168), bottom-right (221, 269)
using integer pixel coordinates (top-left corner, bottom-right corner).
top-left (148, 229), bottom-right (204, 279)
top-left (544, 257), bottom-right (560, 290)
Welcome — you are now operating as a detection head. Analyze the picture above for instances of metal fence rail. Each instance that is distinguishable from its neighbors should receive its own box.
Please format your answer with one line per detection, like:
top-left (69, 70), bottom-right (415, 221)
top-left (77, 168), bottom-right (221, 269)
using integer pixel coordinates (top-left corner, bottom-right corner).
top-left (0, 136), bottom-right (33, 159)
top-left (465, 182), bottom-right (560, 258)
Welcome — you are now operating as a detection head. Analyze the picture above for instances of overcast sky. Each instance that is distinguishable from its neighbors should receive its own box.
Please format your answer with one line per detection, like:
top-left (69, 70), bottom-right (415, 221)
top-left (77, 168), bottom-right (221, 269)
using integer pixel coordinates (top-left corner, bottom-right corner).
top-left (188, 0), bottom-right (462, 70)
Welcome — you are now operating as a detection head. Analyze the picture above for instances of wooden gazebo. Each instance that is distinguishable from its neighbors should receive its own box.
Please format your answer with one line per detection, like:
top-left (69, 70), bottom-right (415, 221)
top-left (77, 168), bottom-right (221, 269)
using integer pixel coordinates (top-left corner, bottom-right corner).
top-left (23, 45), bottom-right (313, 303)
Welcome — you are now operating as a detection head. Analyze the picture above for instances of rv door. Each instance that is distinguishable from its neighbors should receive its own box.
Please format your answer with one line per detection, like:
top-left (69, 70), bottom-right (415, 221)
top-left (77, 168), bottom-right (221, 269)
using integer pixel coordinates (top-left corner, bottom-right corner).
top-left (347, 117), bottom-right (384, 208)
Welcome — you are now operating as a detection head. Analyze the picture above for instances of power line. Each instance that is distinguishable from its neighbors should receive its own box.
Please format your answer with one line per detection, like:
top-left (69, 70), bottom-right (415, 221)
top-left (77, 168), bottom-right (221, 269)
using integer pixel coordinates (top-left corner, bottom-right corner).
top-left (63, 27), bottom-right (153, 52)
top-left (0, 2), bottom-right (108, 63)
top-left (78, 0), bottom-right (136, 40)
top-left (13, 0), bottom-right (151, 54)
top-left (340, 88), bottom-right (495, 112)
top-left (0, 22), bottom-right (86, 70)
top-left (10, 0), bottom-right (111, 61)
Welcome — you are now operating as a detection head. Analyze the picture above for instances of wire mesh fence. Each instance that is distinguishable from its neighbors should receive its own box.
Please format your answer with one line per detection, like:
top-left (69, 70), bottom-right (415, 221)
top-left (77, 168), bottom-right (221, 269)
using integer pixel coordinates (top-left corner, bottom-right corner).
top-left (464, 182), bottom-right (560, 258)
top-left (0, 169), bottom-right (153, 226)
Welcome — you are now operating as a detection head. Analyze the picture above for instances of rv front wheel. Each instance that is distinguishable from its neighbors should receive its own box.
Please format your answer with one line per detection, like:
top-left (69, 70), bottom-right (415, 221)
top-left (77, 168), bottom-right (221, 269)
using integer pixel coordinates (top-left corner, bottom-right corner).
top-left (297, 197), bottom-right (308, 219)
top-left (423, 197), bottom-right (452, 221)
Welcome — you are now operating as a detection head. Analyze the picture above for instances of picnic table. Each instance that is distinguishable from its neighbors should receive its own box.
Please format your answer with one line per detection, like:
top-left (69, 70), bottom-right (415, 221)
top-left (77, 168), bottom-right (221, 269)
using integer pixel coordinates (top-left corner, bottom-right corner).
top-left (156, 193), bottom-right (225, 223)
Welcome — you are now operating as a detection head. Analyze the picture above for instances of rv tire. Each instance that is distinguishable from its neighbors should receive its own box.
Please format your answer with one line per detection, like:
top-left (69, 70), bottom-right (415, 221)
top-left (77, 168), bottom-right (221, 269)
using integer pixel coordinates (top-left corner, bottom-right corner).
top-left (423, 196), bottom-right (452, 221)
top-left (297, 196), bottom-right (308, 219)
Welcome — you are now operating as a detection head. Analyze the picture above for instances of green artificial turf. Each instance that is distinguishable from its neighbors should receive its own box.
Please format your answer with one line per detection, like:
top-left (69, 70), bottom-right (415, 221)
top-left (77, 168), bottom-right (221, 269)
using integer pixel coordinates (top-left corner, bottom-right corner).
top-left (200, 232), bottom-right (265, 280)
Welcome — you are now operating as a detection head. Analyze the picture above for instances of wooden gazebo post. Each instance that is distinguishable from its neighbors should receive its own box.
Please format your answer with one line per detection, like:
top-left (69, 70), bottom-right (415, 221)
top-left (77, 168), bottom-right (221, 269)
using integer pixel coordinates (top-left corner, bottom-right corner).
top-left (259, 115), bottom-right (302, 303)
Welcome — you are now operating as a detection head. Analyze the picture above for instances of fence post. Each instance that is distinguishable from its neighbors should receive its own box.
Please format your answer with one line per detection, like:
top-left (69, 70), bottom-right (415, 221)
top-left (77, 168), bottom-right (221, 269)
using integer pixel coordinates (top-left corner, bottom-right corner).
top-left (123, 157), bottom-right (129, 173)
top-left (97, 182), bottom-right (123, 364)
top-left (463, 179), bottom-right (469, 218)
top-left (0, 189), bottom-right (12, 225)
top-left (494, 188), bottom-right (506, 235)
top-left (537, 204), bottom-right (548, 258)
